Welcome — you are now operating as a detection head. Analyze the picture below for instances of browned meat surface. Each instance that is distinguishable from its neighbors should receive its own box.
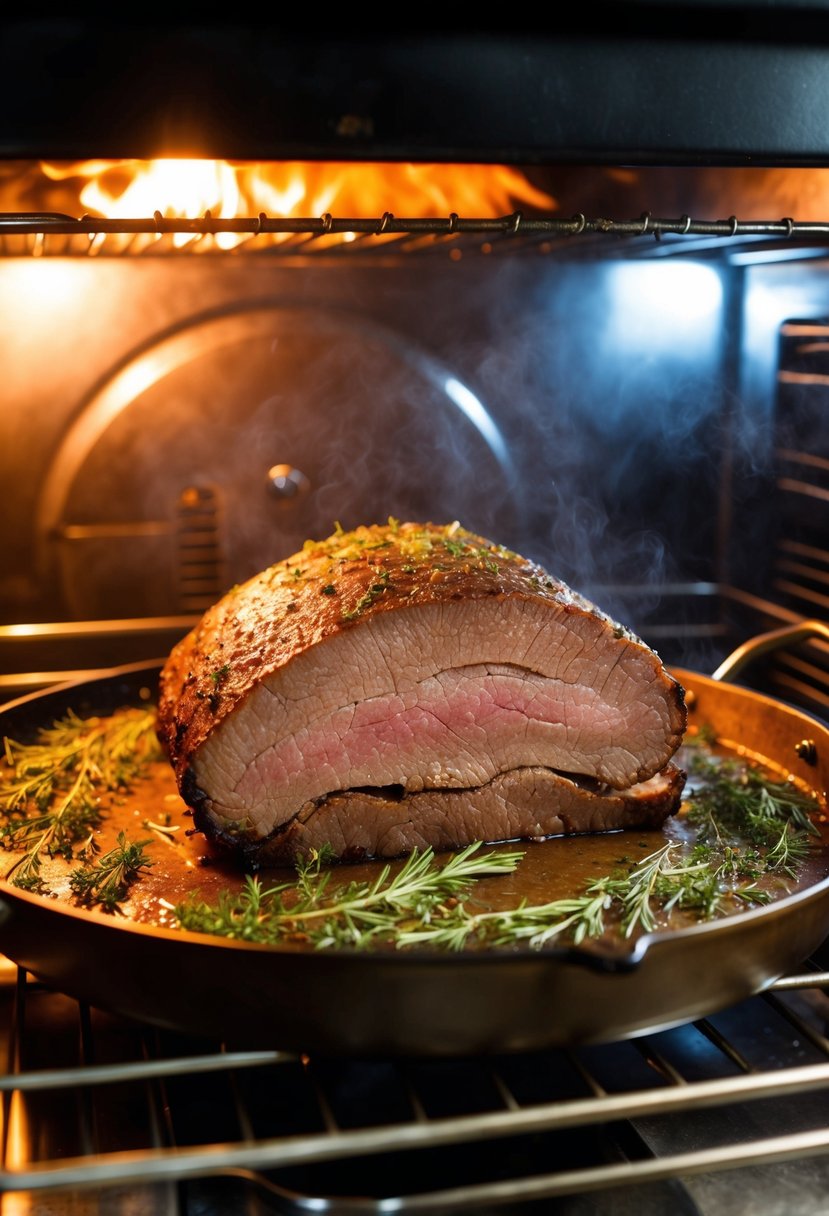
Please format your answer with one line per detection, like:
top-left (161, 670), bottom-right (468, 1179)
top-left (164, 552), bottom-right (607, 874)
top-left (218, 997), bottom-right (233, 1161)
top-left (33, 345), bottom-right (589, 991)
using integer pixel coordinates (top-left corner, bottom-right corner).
top-left (245, 764), bottom-right (687, 866)
top-left (157, 520), bottom-right (687, 866)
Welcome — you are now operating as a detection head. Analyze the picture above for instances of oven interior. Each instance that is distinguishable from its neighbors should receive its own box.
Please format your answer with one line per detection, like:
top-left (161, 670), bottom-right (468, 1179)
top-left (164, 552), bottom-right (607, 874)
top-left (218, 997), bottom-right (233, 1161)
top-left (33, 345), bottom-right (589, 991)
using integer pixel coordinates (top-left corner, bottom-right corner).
top-left (3, 13), bottom-right (829, 1214)
top-left (3, 164), bottom-right (829, 721)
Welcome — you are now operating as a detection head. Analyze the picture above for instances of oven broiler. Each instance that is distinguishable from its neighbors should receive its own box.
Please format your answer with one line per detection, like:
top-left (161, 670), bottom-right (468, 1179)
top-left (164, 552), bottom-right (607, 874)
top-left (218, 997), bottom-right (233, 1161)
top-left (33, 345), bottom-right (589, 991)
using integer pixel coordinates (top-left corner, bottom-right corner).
top-left (3, 9), bottom-right (829, 1215)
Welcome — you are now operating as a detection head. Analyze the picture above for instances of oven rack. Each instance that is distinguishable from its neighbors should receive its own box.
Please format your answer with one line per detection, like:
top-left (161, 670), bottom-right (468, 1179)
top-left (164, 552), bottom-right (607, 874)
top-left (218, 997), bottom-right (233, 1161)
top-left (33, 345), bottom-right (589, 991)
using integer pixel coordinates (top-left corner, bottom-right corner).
top-left (5, 962), bottom-right (829, 1214)
top-left (3, 211), bottom-right (829, 258)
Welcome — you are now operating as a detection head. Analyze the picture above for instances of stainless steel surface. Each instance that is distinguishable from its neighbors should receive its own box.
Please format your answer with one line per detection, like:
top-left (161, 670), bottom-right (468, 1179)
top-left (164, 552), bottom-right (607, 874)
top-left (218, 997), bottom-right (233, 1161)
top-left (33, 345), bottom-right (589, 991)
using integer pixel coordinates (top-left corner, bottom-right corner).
top-left (712, 620), bottom-right (829, 682)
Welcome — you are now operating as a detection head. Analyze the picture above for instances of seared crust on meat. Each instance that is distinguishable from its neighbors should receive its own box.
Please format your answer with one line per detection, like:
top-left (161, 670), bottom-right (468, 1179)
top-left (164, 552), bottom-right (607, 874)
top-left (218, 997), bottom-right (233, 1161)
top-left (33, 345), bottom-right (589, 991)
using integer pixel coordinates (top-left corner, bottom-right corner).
top-left (156, 520), bottom-right (687, 866)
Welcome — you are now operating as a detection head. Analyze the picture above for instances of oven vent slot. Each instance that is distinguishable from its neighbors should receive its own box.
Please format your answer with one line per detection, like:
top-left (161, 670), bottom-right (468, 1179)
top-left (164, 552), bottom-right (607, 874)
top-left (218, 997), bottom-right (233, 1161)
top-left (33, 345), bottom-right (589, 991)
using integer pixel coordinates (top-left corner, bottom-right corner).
top-left (768, 323), bottom-right (829, 712)
top-left (175, 485), bottom-right (224, 614)
top-left (3, 212), bottom-right (829, 258)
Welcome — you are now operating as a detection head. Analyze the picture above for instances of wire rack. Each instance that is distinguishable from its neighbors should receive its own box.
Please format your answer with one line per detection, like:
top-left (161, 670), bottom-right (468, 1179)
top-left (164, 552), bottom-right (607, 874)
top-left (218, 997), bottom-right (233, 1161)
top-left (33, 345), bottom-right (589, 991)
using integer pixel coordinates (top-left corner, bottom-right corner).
top-left (3, 212), bottom-right (829, 259)
top-left (4, 959), bottom-right (829, 1215)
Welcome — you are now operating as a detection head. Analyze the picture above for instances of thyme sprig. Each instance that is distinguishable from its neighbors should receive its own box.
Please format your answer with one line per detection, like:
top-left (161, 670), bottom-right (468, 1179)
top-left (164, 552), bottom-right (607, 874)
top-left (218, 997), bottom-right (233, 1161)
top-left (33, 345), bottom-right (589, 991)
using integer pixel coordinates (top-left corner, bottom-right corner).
top-left (0, 706), bottom-right (161, 889)
top-left (69, 831), bottom-right (154, 912)
top-left (682, 732), bottom-right (820, 876)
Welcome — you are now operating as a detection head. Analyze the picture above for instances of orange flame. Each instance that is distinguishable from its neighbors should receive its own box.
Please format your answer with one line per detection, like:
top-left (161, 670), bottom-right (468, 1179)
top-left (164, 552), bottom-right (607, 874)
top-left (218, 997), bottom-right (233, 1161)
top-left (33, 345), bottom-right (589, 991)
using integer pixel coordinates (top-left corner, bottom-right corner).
top-left (32, 158), bottom-right (556, 248)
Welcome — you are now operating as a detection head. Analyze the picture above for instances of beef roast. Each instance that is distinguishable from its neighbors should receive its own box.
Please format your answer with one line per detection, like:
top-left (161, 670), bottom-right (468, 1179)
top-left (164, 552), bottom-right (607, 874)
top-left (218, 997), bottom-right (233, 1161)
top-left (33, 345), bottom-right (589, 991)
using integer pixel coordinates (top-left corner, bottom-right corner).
top-left (156, 520), bottom-right (687, 866)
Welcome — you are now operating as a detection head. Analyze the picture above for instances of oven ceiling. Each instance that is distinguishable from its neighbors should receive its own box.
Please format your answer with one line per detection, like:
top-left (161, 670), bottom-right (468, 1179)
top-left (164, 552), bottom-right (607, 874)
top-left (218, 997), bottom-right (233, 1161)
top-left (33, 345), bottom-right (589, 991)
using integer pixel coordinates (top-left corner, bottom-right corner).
top-left (4, 7), bottom-right (829, 166)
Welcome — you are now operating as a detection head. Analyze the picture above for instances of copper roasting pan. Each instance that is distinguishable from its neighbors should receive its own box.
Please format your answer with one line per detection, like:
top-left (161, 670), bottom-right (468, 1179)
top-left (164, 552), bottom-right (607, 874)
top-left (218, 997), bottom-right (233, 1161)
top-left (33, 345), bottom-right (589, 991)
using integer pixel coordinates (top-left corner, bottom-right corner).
top-left (0, 622), bottom-right (827, 1059)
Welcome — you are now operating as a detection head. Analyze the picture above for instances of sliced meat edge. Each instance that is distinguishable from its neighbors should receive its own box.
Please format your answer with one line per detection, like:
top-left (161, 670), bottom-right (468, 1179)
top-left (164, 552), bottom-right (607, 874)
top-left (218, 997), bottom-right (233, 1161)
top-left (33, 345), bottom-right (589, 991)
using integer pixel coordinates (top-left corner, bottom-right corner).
top-left (199, 762), bottom-right (686, 867)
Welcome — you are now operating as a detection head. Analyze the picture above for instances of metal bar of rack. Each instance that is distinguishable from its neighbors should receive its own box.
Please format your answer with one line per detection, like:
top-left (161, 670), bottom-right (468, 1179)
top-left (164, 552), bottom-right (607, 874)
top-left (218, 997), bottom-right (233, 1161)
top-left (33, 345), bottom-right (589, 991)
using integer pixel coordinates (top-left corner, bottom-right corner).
top-left (3, 963), bottom-right (829, 1213)
top-left (2, 212), bottom-right (829, 257)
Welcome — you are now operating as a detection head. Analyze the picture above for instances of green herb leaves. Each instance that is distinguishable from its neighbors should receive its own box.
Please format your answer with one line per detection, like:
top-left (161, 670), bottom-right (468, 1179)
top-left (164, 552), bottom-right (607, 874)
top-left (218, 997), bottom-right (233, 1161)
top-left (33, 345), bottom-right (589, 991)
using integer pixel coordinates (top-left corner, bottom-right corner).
top-left (173, 843), bottom-right (522, 948)
top-left (69, 831), bottom-right (154, 911)
top-left (0, 707), bottom-right (160, 901)
top-left (683, 738), bottom-right (819, 877)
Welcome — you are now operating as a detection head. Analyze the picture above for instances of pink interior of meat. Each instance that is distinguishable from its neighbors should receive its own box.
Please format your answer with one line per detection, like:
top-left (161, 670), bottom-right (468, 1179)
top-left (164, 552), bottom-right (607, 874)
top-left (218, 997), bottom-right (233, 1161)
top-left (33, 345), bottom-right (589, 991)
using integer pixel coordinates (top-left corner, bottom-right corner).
top-left (231, 664), bottom-right (642, 833)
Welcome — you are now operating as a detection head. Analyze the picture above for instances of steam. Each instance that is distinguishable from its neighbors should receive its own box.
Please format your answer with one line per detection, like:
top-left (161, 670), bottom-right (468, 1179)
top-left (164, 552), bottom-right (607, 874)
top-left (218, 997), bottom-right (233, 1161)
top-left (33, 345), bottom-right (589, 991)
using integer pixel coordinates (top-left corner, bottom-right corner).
top-left (449, 254), bottom-right (766, 669)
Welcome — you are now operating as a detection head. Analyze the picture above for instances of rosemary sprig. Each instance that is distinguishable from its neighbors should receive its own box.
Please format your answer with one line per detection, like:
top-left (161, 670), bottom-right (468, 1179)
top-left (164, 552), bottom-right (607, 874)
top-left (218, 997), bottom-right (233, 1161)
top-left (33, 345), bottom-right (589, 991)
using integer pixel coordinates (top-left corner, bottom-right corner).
top-left (397, 842), bottom-right (772, 950)
top-left (172, 843), bottom-right (523, 948)
top-left (0, 706), bottom-right (161, 889)
top-left (69, 831), bottom-right (154, 912)
top-left (172, 839), bottom-right (776, 953)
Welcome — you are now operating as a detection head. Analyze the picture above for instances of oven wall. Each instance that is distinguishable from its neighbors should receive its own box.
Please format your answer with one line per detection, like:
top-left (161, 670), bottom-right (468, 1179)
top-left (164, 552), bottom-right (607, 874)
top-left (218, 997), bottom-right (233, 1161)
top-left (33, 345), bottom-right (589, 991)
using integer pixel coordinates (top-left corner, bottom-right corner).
top-left (1, 251), bottom-right (727, 620)
top-left (4, 233), bottom-right (829, 710)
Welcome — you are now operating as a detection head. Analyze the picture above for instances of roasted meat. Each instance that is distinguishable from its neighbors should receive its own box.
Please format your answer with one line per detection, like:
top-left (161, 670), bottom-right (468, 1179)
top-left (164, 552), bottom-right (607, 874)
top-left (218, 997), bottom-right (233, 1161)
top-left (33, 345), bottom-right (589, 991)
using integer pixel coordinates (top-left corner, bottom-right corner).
top-left (157, 521), bottom-right (687, 866)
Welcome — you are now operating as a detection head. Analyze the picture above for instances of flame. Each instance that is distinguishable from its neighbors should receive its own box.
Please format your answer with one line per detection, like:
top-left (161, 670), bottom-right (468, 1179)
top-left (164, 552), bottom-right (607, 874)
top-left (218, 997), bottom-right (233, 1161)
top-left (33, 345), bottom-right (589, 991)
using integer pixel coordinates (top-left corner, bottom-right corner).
top-left (31, 158), bottom-right (557, 249)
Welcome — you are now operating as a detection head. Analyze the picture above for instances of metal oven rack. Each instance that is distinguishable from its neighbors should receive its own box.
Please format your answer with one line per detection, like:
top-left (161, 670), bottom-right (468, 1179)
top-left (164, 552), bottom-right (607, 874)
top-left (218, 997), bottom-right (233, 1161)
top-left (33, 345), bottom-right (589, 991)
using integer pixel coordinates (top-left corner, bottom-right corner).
top-left (4, 961), bottom-right (829, 1215)
top-left (5, 211), bottom-right (829, 259)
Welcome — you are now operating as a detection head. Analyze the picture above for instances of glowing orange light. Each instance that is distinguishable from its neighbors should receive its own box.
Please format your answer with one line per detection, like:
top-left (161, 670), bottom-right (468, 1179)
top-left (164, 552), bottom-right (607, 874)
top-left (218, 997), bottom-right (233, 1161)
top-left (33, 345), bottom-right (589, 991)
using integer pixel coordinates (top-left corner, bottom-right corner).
top-left (2, 1089), bottom-right (33, 1215)
top-left (30, 157), bottom-right (557, 248)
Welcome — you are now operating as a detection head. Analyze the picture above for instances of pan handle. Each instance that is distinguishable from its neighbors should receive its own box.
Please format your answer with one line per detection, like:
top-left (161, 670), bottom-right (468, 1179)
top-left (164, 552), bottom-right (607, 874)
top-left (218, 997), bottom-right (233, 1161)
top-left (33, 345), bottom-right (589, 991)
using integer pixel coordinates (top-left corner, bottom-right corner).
top-left (712, 619), bottom-right (829, 683)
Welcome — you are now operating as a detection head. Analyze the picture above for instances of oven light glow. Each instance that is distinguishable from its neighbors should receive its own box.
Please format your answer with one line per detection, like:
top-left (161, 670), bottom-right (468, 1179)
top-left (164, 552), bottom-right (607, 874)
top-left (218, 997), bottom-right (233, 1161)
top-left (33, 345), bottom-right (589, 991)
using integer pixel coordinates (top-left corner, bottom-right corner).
top-left (443, 377), bottom-right (509, 465)
top-left (603, 261), bottom-right (723, 351)
top-left (0, 260), bottom-right (89, 316)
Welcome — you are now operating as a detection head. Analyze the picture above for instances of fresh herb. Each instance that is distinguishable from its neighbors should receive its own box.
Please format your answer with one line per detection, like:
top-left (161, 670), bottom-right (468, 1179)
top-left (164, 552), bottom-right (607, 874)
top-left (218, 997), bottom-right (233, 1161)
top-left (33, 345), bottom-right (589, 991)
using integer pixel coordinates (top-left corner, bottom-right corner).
top-left (172, 842), bottom-right (522, 947)
top-left (69, 831), bottom-right (153, 912)
top-left (476, 547), bottom-right (500, 573)
top-left (342, 569), bottom-right (392, 621)
top-left (170, 837), bottom-right (772, 953)
top-left (0, 706), bottom-right (161, 890)
top-left (682, 734), bottom-right (820, 876)
top-left (399, 841), bottom-right (773, 950)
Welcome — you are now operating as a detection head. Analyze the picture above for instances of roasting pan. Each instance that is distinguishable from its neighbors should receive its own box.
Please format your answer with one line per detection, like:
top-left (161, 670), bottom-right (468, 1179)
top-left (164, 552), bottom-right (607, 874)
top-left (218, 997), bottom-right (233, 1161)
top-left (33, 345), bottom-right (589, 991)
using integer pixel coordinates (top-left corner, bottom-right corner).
top-left (0, 622), bottom-right (827, 1059)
